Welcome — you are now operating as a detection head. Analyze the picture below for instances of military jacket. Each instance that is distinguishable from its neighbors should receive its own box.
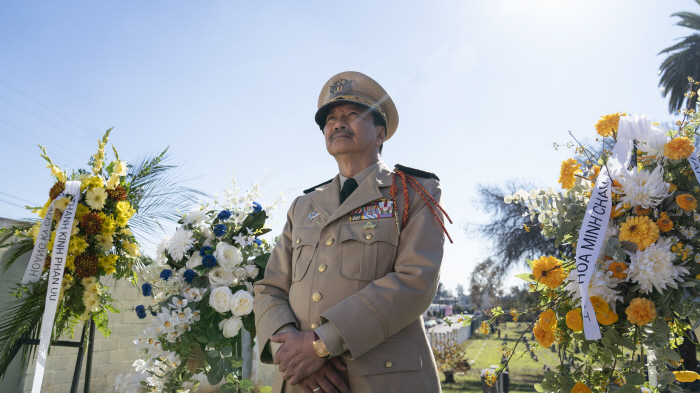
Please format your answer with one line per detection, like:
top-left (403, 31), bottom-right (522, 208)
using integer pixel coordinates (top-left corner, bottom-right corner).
top-left (253, 161), bottom-right (445, 393)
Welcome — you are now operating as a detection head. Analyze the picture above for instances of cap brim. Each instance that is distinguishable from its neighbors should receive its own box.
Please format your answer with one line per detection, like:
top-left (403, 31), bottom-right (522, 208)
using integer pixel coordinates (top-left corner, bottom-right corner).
top-left (314, 100), bottom-right (379, 129)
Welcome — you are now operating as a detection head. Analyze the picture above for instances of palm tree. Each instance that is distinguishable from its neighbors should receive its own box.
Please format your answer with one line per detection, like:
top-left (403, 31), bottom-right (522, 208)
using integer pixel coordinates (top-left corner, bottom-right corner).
top-left (659, 2), bottom-right (700, 114)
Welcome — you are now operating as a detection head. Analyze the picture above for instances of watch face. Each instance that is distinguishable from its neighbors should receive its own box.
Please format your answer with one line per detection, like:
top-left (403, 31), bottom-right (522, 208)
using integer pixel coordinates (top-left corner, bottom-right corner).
top-left (314, 340), bottom-right (330, 357)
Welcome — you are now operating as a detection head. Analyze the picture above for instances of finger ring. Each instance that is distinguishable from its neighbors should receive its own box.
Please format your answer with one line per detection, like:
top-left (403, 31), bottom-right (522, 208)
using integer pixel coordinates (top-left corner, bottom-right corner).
top-left (313, 388), bottom-right (322, 393)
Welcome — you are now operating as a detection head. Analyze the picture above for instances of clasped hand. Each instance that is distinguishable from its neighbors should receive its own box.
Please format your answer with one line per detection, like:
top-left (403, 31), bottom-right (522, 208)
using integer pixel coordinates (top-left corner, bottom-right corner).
top-left (271, 330), bottom-right (349, 392)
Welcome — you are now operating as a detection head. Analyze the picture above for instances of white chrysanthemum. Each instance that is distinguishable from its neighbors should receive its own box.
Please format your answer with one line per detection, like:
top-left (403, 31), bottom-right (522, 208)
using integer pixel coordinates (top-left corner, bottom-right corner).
top-left (167, 227), bottom-right (195, 262)
top-left (155, 237), bottom-right (170, 264)
top-left (184, 208), bottom-right (209, 227)
top-left (614, 166), bottom-right (671, 209)
top-left (638, 133), bottom-right (670, 158)
top-left (680, 226), bottom-right (697, 239)
top-left (627, 237), bottom-right (688, 294)
top-left (565, 265), bottom-right (622, 306)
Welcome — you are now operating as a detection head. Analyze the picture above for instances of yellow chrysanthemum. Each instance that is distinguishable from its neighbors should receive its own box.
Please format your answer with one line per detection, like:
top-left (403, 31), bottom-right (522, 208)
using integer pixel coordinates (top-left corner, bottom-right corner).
top-left (80, 175), bottom-right (104, 192)
top-left (677, 194), bottom-right (698, 211)
top-left (533, 322), bottom-right (555, 348)
top-left (75, 203), bottom-right (90, 221)
top-left (558, 158), bottom-right (582, 189)
top-left (65, 254), bottom-right (76, 271)
top-left (99, 212), bottom-right (116, 237)
top-left (664, 137), bottom-right (695, 160)
top-left (619, 215), bottom-right (659, 251)
top-left (571, 382), bottom-right (592, 393)
top-left (625, 297), bottom-right (656, 326)
top-left (595, 112), bottom-right (625, 137)
top-left (115, 201), bottom-right (136, 227)
top-left (123, 241), bottom-right (140, 257)
top-left (657, 212), bottom-right (673, 232)
top-left (538, 309), bottom-right (557, 331)
top-left (96, 234), bottom-right (113, 251)
top-left (532, 256), bottom-right (566, 289)
top-left (565, 309), bottom-right (583, 332)
top-left (674, 371), bottom-right (700, 382)
top-left (98, 254), bottom-right (119, 275)
top-left (68, 236), bottom-right (88, 255)
top-left (608, 261), bottom-right (628, 279)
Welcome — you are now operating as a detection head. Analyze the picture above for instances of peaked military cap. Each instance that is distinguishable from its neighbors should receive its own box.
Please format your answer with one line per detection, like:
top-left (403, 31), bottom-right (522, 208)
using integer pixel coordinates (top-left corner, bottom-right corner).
top-left (315, 71), bottom-right (399, 141)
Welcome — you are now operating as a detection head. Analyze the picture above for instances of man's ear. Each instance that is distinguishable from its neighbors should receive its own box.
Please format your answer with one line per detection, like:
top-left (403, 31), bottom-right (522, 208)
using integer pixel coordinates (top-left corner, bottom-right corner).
top-left (376, 126), bottom-right (386, 146)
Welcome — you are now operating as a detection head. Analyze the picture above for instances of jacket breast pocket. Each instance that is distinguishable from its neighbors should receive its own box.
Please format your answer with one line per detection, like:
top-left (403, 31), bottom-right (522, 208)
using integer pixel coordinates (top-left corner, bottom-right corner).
top-left (291, 226), bottom-right (321, 282)
top-left (339, 219), bottom-right (398, 281)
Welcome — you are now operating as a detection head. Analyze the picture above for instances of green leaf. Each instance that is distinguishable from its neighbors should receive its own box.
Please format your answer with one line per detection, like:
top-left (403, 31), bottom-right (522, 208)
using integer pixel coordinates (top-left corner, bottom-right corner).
top-left (225, 374), bottom-right (239, 384)
top-left (221, 346), bottom-right (233, 357)
top-left (253, 253), bottom-right (270, 269)
top-left (239, 379), bottom-right (253, 389)
top-left (219, 383), bottom-right (239, 393)
top-left (207, 358), bottom-right (228, 385)
top-left (227, 356), bottom-right (244, 369)
top-left (533, 383), bottom-right (543, 392)
top-left (620, 384), bottom-right (638, 393)
top-left (515, 273), bottom-right (535, 283)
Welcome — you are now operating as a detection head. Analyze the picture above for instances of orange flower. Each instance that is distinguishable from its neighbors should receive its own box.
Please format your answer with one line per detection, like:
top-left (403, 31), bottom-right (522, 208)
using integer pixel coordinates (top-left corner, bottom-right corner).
top-left (608, 261), bottom-right (629, 279)
top-left (677, 194), bottom-right (697, 211)
top-left (531, 256), bottom-right (566, 289)
top-left (626, 297), bottom-right (657, 326)
top-left (571, 382), bottom-right (592, 393)
top-left (657, 212), bottom-right (674, 232)
top-left (588, 165), bottom-right (601, 180)
top-left (610, 204), bottom-right (626, 218)
top-left (559, 158), bottom-right (582, 190)
top-left (664, 137), bottom-right (695, 160)
top-left (619, 215), bottom-right (659, 251)
top-left (538, 309), bottom-right (557, 331)
top-left (533, 322), bottom-right (555, 348)
top-left (674, 371), bottom-right (700, 382)
top-left (589, 296), bottom-right (609, 313)
top-left (668, 183), bottom-right (678, 193)
top-left (566, 309), bottom-right (583, 332)
top-left (634, 205), bottom-right (651, 216)
top-left (596, 309), bottom-right (618, 326)
top-left (595, 112), bottom-right (625, 138)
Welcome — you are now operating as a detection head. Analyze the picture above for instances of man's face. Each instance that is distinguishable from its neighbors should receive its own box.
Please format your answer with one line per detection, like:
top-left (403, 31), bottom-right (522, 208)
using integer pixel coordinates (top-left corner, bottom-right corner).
top-left (323, 103), bottom-right (385, 157)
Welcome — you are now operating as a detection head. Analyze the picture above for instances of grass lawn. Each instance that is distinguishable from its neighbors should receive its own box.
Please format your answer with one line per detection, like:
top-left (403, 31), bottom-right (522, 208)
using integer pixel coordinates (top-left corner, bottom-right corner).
top-left (440, 321), bottom-right (563, 393)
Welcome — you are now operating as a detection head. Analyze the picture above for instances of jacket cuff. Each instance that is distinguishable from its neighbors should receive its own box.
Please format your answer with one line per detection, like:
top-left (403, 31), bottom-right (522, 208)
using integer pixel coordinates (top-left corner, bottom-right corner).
top-left (320, 294), bottom-right (386, 359)
top-left (314, 322), bottom-right (347, 357)
top-left (257, 304), bottom-right (299, 364)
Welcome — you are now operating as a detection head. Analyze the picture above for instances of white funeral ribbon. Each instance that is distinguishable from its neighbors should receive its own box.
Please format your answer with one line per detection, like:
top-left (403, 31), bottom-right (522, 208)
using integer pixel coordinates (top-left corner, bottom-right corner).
top-left (574, 115), bottom-right (666, 340)
top-left (30, 180), bottom-right (81, 393)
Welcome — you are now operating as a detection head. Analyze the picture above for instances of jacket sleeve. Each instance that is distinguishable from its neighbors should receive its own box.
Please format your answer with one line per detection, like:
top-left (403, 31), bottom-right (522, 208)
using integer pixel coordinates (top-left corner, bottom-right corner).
top-left (253, 197), bottom-right (300, 364)
top-left (319, 179), bottom-right (445, 359)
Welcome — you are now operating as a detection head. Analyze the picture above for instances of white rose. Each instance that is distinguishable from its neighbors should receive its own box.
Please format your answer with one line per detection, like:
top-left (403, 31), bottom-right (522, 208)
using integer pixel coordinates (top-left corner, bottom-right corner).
top-left (208, 266), bottom-right (236, 287)
top-left (185, 253), bottom-right (202, 269)
top-left (209, 286), bottom-right (232, 313)
top-left (233, 267), bottom-right (247, 281)
top-left (215, 242), bottom-right (243, 271)
top-left (202, 228), bottom-right (215, 241)
top-left (244, 264), bottom-right (259, 279)
top-left (245, 282), bottom-right (254, 293)
top-left (218, 316), bottom-right (243, 338)
top-left (230, 289), bottom-right (254, 317)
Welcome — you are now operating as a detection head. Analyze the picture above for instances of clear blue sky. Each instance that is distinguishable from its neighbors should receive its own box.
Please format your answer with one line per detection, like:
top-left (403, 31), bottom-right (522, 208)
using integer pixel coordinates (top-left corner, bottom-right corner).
top-left (0, 0), bottom-right (694, 292)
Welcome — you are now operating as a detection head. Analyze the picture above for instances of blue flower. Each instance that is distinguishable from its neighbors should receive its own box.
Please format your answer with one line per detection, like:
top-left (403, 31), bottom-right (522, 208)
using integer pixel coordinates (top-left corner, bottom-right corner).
top-left (213, 224), bottom-right (227, 237)
top-left (160, 269), bottom-right (173, 281)
top-left (137, 312), bottom-right (147, 319)
top-left (135, 305), bottom-right (145, 313)
top-left (252, 202), bottom-right (263, 213)
top-left (253, 238), bottom-right (262, 246)
top-left (199, 246), bottom-right (212, 256)
top-left (202, 254), bottom-right (217, 268)
top-left (183, 269), bottom-right (197, 283)
top-left (142, 283), bottom-right (152, 297)
top-left (218, 210), bottom-right (232, 220)
top-left (151, 311), bottom-right (157, 317)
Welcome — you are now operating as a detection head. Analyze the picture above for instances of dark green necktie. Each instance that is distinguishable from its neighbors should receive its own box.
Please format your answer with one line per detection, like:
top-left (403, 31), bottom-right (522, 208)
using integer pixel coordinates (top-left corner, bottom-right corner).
top-left (340, 178), bottom-right (358, 204)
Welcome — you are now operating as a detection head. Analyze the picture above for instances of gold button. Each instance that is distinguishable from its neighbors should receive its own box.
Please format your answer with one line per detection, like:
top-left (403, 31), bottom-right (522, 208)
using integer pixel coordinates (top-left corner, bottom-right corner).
top-left (365, 233), bottom-right (373, 240)
top-left (319, 264), bottom-right (327, 272)
top-left (296, 239), bottom-right (301, 244)
top-left (342, 343), bottom-right (348, 350)
top-left (325, 237), bottom-right (334, 246)
top-left (385, 361), bottom-right (392, 368)
top-left (312, 292), bottom-right (322, 302)
top-left (311, 323), bottom-right (319, 329)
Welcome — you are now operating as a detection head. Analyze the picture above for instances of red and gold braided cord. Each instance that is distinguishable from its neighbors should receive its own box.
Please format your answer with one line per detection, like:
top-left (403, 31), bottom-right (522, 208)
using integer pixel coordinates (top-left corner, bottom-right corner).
top-left (404, 174), bottom-right (453, 243)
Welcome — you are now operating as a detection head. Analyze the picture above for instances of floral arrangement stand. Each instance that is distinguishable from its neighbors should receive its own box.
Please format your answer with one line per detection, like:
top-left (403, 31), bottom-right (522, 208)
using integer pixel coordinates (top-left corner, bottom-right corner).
top-left (8, 318), bottom-right (95, 393)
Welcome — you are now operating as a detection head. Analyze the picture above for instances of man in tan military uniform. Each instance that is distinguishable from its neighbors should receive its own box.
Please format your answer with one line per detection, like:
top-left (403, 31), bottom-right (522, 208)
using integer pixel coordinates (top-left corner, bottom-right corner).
top-left (253, 71), bottom-right (445, 393)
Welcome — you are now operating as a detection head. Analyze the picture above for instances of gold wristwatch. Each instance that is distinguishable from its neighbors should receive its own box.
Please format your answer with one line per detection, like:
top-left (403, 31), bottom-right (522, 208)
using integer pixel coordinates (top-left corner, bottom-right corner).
top-left (312, 331), bottom-right (330, 358)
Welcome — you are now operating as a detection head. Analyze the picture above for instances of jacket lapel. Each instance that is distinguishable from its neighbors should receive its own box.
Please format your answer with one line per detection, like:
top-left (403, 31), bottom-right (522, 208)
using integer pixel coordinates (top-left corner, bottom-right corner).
top-left (310, 176), bottom-right (341, 221)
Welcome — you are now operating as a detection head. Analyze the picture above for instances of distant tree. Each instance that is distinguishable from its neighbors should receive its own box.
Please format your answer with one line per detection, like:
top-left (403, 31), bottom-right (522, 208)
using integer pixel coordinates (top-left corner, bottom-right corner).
top-left (468, 181), bottom-right (572, 275)
top-left (436, 282), bottom-right (448, 298)
top-left (456, 284), bottom-right (465, 297)
top-left (659, 2), bottom-right (700, 114)
top-left (469, 258), bottom-right (503, 312)
top-left (452, 304), bottom-right (466, 314)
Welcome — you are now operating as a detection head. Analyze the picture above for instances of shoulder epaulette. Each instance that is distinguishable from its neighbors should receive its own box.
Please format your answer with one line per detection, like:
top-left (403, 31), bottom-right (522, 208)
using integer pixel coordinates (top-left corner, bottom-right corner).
top-left (394, 164), bottom-right (440, 181)
top-left (303, 179), bottom-right (333, 194)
